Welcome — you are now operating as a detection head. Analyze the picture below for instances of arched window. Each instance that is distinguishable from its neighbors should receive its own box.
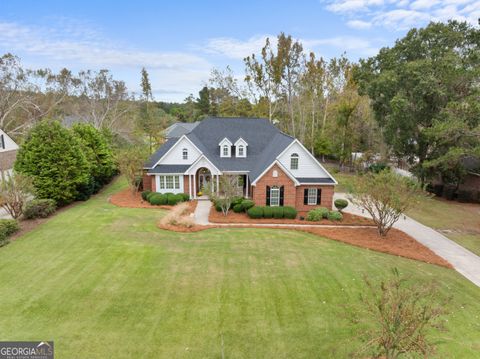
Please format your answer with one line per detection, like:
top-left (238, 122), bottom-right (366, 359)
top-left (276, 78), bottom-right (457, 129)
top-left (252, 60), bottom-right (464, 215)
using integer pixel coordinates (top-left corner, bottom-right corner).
top-left (238, 145), bottom-right (244, 157)
top-left (182, 148), bottom-right (188, 160)
top-left (290, 153), bottom-right (299, 170)
top-left (223, 145), bottom-right (229, 157)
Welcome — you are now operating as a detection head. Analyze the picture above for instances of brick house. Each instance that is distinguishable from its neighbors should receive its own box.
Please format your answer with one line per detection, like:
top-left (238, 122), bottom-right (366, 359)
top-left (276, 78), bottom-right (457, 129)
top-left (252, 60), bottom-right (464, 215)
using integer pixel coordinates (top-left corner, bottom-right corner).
top-left (143, 117), bottom-right (337, 210)
top-left (0, 129), bottom-right (19, 177)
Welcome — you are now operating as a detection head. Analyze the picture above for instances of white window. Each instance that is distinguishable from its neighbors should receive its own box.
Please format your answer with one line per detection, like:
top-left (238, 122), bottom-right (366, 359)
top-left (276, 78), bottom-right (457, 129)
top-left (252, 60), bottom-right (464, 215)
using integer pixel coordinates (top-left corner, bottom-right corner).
top-left (182, 148), bottom-right (188, 160)
top-left (307, 188), bottom-right (317, 205)
top-left (238, 145), bottom-right (244, 157)
top-left (174, 176), bottom-right (180, 189)
top-left (159, 176), bottom-right (165, 189)
top-left (290, 153), bottom-right (299, 170)
top-left (165, 176), bottom-right (174, 189)
top-left (270, 186), bottom-right (280, 207)
top-left (223, 145), bottom-right (229, 157)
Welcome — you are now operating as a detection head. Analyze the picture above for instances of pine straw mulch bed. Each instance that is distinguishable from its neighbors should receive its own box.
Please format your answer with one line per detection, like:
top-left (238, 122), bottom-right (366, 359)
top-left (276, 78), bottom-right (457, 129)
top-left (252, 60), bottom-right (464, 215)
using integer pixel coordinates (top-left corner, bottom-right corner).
top-left (208, 206), bottom-right (374, 226)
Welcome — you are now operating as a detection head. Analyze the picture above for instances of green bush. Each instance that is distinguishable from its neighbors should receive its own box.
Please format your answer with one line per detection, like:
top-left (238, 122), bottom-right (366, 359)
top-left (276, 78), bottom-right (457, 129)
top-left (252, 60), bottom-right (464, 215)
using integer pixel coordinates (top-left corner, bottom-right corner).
top-left (283, 206), bottom-right (298, 219)
top-left (0, 219), bottom-right (19, 247)
top-left (141, 190), bottom-right (151, 201)
top-left (215, 202), bottom-right (222, 212)
top-left (263, 206), bottom-right (274, 219)
top-left (233, 203), bottom-right (244, 213)
top-left (23, 199), bottom-right (56, 219)
top-left (241, 199), bottom-right (255, 211)
top-left (306, 207), bottom-right (329, 221)
top-left (272, 207), bottom-right (284, 219)
top-left (167, 193), bottom-right (182, 206)
top-left (334, 199), bottom-right (348, 212)
top-left (148, 193), bottom-right (167, 205)
top-left (179, 193), bottom-right (190, 202)
top-left (230, 196), bottom-right (244, 209)
top-left (247, 206), bottom-right (263, 219)
top-left (327, 211), bottom-right (343, 221)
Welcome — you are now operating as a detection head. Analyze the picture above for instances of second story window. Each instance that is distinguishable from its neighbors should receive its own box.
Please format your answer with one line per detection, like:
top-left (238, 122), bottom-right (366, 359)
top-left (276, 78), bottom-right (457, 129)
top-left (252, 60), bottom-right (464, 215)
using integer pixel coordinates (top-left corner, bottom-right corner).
top-left (223, 145), bottom-right (229, 157)
top-left (238, 145), bottom-right (244, 157)
top-left (182, 148), bottom-right (188, 160)
top-left (290, 153), bottom-right (299, 170)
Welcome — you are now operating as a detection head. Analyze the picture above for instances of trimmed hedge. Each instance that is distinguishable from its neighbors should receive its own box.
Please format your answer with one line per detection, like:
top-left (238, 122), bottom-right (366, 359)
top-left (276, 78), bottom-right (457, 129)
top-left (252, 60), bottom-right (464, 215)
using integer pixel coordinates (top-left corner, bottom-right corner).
top-left (334, 199), bottom-right (348, 212)
top-left (148, 193), bottom-right (167, 205)
top-left (306, 207), bottom-right (329, 221)
top-left (24, 199), bottom-right (56, 219)
top-left (272, 207), bottom-right (284, 219)
top-left (147, 192), bottom-right (189, 206)
top-left (0, 219), bottom-right (19, 247)
top-left (327, 211), bottom-right (343, 221)
top-left (141, 190), bottom-right (151, 201)
top-left (233, 203), bottom-right (244, 213)
top-left (283, 206), bottom-right (297, 219)
top-left (247, 206), bottom-right (263, 219)
top-left (263, 206), bottom-right (273, 219)
top-left (241, 200), bottom-right (255, 211)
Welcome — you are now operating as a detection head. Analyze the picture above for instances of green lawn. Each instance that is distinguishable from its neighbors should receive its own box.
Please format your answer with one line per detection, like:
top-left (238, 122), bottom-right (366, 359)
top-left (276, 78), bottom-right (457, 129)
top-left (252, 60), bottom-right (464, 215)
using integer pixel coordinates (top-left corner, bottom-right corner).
top-left (0, 179), bottom-right (479, 358)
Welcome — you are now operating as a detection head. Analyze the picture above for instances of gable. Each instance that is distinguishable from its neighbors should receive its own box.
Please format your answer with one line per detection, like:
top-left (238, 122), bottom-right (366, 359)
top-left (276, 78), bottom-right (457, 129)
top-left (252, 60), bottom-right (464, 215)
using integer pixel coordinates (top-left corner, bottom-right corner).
top-left (277, 141), bottom-right (331, 178)
top-left (158, 136), bottom-right (202, 165)
top-left (0, 130), bottom-right (19, 152)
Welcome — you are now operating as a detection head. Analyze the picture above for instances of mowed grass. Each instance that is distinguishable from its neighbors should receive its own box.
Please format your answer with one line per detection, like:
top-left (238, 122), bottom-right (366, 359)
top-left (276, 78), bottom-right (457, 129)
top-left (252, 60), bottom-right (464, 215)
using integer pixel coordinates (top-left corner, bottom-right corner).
top-left (0, 179), bottom-right (479, 358)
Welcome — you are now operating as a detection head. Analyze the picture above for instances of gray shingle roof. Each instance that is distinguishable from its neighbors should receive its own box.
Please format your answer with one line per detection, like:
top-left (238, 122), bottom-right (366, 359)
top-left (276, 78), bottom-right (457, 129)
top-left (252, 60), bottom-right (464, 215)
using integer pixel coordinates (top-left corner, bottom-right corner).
top-left (165, 122), bottom-right (199, 138)
top-left (147, 164), bottom-right (191, 174)
top-left (296, 177), bottom-right (336, 184)
top-left (145, 117), bottom-right (295, 181)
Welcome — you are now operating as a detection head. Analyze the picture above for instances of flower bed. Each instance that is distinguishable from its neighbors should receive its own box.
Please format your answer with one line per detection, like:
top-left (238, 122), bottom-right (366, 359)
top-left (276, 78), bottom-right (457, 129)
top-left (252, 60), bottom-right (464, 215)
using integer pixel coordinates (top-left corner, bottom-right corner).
top-left (209, 206), bottom-right (374, 226)
top-left (110, 188), bottom-right (197, 212)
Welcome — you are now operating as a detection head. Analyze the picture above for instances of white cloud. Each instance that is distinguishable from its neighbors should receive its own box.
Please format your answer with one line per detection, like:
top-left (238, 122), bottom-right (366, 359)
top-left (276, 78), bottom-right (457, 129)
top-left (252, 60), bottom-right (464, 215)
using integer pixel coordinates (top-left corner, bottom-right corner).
top-left (323, 0), bottom-right (480, 30)
top-left (347, 19), bottom-right (373, 28)
top-left (201, 35), bottom-right (274, 59)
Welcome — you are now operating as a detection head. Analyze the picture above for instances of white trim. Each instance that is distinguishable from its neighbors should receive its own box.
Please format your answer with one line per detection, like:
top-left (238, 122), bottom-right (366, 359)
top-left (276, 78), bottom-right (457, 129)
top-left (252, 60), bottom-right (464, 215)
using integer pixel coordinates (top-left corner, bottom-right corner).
top-left (297, 182), bottom-right (336, 186)
top-left (251, 160), bottom-right (299, 186)
top-left (275, 139), bottom-right (337, 185)
top-left (269, 186), bottom-right (280, 207)
top-left (150, 135), bottom-right (203, 169)
top-left (222, 170), bottom-right (250, 174)
top-left (185, 154), bottom-right (221, 175)
top-left (218, 137), bottom-right (233, 146)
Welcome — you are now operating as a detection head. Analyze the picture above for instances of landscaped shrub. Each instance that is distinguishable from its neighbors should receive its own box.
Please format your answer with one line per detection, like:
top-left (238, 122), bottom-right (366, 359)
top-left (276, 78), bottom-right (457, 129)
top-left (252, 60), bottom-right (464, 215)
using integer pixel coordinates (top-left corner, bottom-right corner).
top-left (272, 207), bottom-right (284, 219)
top-left (327, 211), bottom-right (343, 221)
top-left (241, 199), bottom-right (255, 211)
top-left (148, 193), bottom-right (167, 205)
top-left (23, 199), bottom-right (56, 219)
top-left (457, 189), bottom-right (475, 203)
top-left (334, 199), bottom-right (348, 212)
top-left (230, 196), bottom-right (244, 209)
top-left (214, 201), bottom-right (222, 212)
top-left (141, 190), bottom-right (151, 201)
top-left (247, 206), bottom-right (263, 219)
top-left (233, 203), bottom-right (244, 213)
top-left (159, 202), bottom-right (194, 228)
top-left (368, 163), bottom-right (389, 173)
top-left (179, 193), bottom-right (190, 202)
top-left (166, 193), bottom-right (184, 206)
top-left (263, 206), bottom-right (274, 218)
top-left (306, 207), bottom-right (329, 221)
top-left (283, 206), bottom-right (298, 219)
top-left (0, 219), bottom-right (19, 247)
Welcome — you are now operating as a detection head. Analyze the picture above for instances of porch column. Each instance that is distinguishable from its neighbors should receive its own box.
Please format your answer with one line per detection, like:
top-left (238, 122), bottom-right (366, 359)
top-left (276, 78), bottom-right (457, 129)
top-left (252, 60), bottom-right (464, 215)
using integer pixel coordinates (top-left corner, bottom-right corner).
top-left (189, 175), bottom-right (192, 199)
top-left (246, 174), bottom-right (249, 198)
top-left (193, 173), bottom-right (197, 199)
top-left (216, 174), bottom-right (219, 196)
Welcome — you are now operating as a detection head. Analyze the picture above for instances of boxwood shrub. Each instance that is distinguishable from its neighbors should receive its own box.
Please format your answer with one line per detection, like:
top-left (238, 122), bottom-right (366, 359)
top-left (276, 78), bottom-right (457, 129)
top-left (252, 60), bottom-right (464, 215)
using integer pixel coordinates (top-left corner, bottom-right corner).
top-left (241, 200), bottom-right (255, 211)
top-left (334, 199), bottom-right (348, 212)
top-left (327, 211), bottom-right (343, 221)
top-left (179, 193), bottom-right (190, 202)
top-left (24, 199), bottom-right (56, 219)
top-left (0, 219), bottom-right (19, 247)
top-left (230, 196), bottom-right (244, 209)
top-left (247, 206), bottom-right (263, 219)
top-left (306, 207), bottom-right (329, 221)
top-left (283, 206), bottom-right (297, 219)
top-left (148, 193), bottom-right (166, 205)
top-left (233, 203), bottom-right (244, 213)
top-left (141, 190), bottom-right (151, 201)
top-left (272, 207), bottom-right (284, 219)
top-left (263, 206), bottom-right (273, 219)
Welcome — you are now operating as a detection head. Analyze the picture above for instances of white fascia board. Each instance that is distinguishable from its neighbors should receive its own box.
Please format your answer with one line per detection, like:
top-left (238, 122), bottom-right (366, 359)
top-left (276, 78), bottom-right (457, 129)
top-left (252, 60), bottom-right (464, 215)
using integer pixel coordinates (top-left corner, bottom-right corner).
top-left (185, 154), bottom-right (222, 175)
top-left (251, 160), bottom-right (299, 186)
top-left (151, 135), bottom-right (203, 169)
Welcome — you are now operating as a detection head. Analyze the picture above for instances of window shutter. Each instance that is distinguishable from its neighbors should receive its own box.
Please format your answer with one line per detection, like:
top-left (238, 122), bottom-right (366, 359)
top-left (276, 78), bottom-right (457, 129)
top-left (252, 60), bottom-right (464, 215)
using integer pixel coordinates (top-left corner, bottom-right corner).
top-left (0, 135), bottom-right (4, 150)
top-left (279, 186), bottom-right (284, 206)
top-left (317, 188), bottom-right (322, 205)
top-left (304, 189), bottom-right (308, 205)
top-left (266, 186), bottom-right (271, 206)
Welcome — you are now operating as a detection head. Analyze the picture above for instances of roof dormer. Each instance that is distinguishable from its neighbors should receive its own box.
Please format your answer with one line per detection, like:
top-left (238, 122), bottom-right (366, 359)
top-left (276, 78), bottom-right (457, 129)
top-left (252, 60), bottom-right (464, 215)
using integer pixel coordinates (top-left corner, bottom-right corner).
top-left (234, 138), bottom-right (248, 158)
top-left (219, 137), bottom-right (232, 157)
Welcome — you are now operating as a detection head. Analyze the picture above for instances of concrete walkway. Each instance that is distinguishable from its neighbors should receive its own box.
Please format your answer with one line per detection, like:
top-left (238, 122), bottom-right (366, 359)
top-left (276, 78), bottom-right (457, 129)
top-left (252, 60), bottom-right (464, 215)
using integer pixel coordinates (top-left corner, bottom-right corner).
top-left (334, 193), bottom-right (480, 287)
top-left (0, 207), bottom-right (11, 220)
top-left (193, 199), bottom-right (212, 225)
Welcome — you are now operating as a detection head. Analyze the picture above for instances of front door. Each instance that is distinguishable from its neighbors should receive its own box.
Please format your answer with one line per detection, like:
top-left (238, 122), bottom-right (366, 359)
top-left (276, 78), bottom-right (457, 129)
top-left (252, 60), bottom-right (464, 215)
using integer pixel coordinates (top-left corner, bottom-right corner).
top-left (198, 173), bottom-right (211, 191)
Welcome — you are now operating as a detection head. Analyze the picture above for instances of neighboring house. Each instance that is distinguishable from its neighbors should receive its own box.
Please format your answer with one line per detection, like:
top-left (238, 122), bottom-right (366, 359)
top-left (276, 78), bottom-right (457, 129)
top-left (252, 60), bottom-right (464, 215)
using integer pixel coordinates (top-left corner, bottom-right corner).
top-left (0, 129), bottom-right (19, 177)
top-left (144, 117), bottom-right (337, 211)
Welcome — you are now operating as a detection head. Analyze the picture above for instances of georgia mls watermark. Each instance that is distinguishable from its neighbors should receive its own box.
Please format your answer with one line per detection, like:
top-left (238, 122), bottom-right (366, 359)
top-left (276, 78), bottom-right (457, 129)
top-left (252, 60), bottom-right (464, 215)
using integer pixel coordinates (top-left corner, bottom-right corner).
top-left (0, 342), bottom-right (53, 359)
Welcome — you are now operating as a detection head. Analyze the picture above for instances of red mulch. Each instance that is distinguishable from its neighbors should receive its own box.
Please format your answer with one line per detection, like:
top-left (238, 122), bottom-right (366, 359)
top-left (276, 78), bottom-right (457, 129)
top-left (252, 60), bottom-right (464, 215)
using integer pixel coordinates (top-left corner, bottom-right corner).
top-left (109, 188), bottom-right (192, 211)
top-left (208, 206), bottom-right (374, 226)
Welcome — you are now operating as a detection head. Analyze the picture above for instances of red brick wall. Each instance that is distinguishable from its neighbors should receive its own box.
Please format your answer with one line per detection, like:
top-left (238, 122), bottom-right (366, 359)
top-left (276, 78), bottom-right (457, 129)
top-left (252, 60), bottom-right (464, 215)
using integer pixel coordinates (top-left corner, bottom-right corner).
top-left (151, 175), bottom-right (156, 192)
top-left (183, 175), bottom-right (190, 196)
top-left (295, 185), bottom-right (334, 212)
top-left (252, 164), bottom-right (296, 207)
top-left (142, 174), bottom-right (152, 192)
top-left (252, 164), bottom-right (335, 211)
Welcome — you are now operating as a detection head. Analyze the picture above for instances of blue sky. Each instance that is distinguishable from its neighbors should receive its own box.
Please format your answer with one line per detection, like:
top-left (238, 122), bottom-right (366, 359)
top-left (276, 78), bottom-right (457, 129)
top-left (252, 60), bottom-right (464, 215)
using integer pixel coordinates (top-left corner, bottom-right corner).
top-left (1, 0), bottom-right (479, 101)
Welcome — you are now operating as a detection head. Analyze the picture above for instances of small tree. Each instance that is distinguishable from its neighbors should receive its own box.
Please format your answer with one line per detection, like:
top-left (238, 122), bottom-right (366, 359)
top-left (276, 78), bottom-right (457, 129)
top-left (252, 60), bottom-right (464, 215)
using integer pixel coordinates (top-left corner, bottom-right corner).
top-left (204, 175), bottom-right (241, 216)
top-left (116, 147), bottom-right (148, 193)
top-left (0, 172), bottom-right (34, 219)
top-left (348, 170), bottom-right (426, 236)
top-left (357, 268), bottom-right (449, 358)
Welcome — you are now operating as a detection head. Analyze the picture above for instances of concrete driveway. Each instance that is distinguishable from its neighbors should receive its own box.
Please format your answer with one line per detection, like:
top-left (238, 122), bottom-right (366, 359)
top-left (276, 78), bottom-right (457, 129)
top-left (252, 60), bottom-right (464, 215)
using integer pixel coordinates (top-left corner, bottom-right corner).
top-left (334, 193), bottom-right (480, 287)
